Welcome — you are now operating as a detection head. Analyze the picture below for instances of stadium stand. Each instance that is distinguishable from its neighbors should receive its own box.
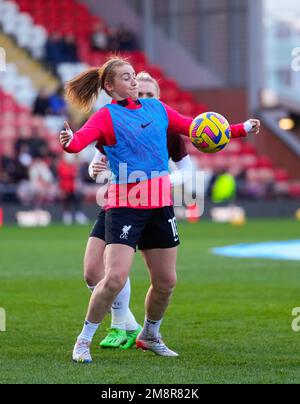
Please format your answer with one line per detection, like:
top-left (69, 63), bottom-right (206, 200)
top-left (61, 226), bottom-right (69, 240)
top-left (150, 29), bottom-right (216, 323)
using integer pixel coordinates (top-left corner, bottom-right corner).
top-left (1, 0), bottom-right (300, 212)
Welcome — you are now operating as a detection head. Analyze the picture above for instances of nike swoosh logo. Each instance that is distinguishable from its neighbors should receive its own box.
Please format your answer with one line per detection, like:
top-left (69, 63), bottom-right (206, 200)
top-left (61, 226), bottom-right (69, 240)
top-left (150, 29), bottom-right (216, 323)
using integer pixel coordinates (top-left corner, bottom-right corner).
top-left (141, 121), bottom-right (153, 129)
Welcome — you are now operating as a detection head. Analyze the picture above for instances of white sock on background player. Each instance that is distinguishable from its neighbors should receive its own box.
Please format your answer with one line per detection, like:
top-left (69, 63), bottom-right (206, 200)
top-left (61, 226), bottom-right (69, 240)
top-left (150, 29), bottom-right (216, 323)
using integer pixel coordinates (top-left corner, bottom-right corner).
top-left (87, 278), bottom-right (139, 330)
top-left (111, 278), bottom-right (131, 330)
top-left (125, 309), bottom-right (140, 331)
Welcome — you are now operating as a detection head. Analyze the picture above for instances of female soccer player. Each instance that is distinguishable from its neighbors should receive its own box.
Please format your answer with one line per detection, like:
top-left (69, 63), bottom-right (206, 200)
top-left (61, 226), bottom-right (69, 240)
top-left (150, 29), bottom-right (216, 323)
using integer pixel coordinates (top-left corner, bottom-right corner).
top-left (60, 57), bottom-right (260, 363)
top-left (83, 72), bottom-right (194, 351)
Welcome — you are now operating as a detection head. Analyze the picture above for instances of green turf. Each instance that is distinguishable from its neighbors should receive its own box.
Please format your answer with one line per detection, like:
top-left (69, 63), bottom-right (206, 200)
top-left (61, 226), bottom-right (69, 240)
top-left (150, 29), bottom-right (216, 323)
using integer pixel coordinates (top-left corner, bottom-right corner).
top-left (1, 219), bottom-right (300, 384)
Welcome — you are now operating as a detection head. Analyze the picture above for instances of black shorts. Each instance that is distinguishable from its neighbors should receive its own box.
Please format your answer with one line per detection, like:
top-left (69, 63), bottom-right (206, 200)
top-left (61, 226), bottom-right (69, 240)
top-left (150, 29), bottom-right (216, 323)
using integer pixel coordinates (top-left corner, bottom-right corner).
top-left (90, 209), bottom-right (106, 241)
top-left (105, 206), bottom-right (180, 251)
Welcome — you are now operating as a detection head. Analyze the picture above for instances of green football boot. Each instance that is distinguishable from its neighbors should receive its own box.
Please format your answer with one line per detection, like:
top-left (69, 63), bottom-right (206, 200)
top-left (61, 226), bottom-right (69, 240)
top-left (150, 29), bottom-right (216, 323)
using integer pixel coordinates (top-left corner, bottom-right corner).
top-left (100, 328), bottom-right (127, 348)
top-left (119, 325), bottom-right (142, 350)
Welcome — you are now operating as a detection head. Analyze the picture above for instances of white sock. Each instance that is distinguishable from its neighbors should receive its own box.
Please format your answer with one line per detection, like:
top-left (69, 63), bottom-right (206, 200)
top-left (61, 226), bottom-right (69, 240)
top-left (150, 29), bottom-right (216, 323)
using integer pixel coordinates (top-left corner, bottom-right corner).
top-left (111, 278), bottom-right (131, 330)
top-left (140, 317), bottom-right (163, 339)
top-left (125, 309), bottom-right (140, 331)
top-left (87, 284), bottom-right (95, 293)
top-left (78, 320), bottom-right (100, 342)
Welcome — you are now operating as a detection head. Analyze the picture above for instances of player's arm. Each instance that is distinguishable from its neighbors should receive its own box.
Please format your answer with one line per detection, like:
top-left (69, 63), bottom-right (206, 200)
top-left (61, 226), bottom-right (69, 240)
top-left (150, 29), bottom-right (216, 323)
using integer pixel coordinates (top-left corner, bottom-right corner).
top-left (167, 132), bottom-right (192, 186)
top-left (245, 119), bottom-right (260, 135)
top-left (89, 150), bottom-right (108, 181)
top-left (162, 102), bottom-right (193, 137)
top-left (169, 155), bottom-right (193, 187)
top-left (162, 102), bottom-right (261, 139)
top-left (59, 108), bottom-right (116, 153)
top-left (230, 119), bottom-right (261, 138)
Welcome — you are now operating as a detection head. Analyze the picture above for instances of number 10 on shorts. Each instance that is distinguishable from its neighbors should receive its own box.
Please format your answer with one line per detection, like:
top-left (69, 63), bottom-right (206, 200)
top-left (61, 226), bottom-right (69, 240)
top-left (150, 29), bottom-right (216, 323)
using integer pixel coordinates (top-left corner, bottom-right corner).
top-left (168, 217), bottom-right (179, 242)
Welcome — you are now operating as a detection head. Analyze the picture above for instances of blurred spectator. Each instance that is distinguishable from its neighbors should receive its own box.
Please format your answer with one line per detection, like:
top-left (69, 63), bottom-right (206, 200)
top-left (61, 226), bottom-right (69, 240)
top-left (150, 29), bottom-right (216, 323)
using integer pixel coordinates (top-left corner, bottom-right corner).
top-left (245, 169), bottom-right (275, 200)
top-left (33, 89), bottom-right (51, 116)
top-left (17, 157), bottom-right (55, 208)
top-left (63, 34), bottom-right (79, 63)
top-left (16, 144), bottom-right (32, 176)
top-left (0, 144), bottom-right (15, 183)
top-left (29, 158), bottom-right (56, 208)
top-left (235, 169), bottom-right (248, 199)
top-left (107, 27), bottom-right (120, 52)
top-left (48, 86), bottom-right (67, 116)
top-left (91, 22), bottom-right (109, 51)
top-left (30, 126), bottom-right (49, 158)
top-left (45, 32), bottom-right (65, 71)
top-left (57, 154), bottom-right (88, 225)
top-left (15, 125), bottom-right (48, 159)
top-left (0, 143), bottom-right (18, 202)
top-left (117, 24), bottom-right (138, 51)
top-left (14, 144), bottom-right (31, 205)
top-left (15, 127), bottom-right (32, 155)
top-left (1, 142), bottom-right (32, 204)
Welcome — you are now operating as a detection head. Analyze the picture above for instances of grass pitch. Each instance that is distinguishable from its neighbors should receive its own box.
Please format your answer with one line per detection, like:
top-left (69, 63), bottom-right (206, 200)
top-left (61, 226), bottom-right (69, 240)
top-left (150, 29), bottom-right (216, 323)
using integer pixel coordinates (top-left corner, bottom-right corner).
top-left (0, 219), bottom-right (300, 384)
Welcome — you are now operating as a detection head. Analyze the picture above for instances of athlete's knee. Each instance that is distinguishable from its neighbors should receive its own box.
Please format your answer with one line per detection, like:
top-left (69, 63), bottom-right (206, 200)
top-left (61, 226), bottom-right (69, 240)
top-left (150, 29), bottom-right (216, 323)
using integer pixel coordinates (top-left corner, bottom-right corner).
top-left (103, 272), bottom-right (127, 295)
top-left (84, 260), bottom-right (103, 286)
top-left (152, 272), bottom-right (177, 295)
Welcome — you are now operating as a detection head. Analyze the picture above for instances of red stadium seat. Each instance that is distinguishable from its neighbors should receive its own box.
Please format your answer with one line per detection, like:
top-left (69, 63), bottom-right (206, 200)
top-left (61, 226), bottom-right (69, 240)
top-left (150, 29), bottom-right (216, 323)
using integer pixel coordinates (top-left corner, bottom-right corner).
top-left (241, 154), bottom-right (258, 169)
top-left (241, 142), bottom-right (257, 155)
top-left (193, 103), bottom-right (207, 116)
top-left (256, 155), bottom-right (273, 169)
top-left (274, 168), bottom-right (290, 182)
top-left (226, 140), bottom-right (242, 154)
top-left (178, 101), bottom-right (194, 116)
top-left (180, 92), bottom-right (194, 103)
top-left (288, 183), bottom-right (300, 198)
top-left (0, 88), bottom-right (59, 159)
